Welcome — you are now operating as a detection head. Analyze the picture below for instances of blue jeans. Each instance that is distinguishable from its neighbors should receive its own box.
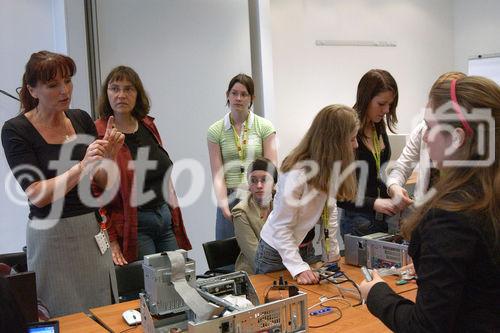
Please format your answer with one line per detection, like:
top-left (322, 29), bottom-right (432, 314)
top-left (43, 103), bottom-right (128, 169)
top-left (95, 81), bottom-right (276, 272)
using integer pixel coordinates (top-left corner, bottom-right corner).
top-left (215, 197), bottom-right (241, 241)
top-left (254, 239), bottom-right (319, 274)
top-left (340, 209), bottom-right (388, 239)
top-left (137, 203), bottom-right (178, 259)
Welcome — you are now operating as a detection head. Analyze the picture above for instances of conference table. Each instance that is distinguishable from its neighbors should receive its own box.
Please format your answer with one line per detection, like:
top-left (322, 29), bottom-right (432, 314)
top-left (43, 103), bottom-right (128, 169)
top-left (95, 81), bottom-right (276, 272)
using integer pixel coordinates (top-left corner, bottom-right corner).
top-left (55, 259), bottom-right (417, 332)
top-left (53, 312), bottom-right (108, 333)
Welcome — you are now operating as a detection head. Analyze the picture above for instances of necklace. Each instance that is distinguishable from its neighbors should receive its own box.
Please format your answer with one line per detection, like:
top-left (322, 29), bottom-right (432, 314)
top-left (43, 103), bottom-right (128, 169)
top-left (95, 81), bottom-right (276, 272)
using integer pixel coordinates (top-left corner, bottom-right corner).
top-left (127, 120), bottom-right (139, 133)
top-left (63, 119), bottom-right (72, 141)
top-left (59, 112), bottom-right (73, 141)
top-left (115, 117), bottom-right (138, 134)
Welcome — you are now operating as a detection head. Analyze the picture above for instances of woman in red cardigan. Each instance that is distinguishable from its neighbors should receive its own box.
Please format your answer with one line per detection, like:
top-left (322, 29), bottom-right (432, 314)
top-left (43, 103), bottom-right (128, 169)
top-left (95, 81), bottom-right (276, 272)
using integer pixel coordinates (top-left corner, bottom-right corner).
top-left (95, 66), bottom-right (191, 265)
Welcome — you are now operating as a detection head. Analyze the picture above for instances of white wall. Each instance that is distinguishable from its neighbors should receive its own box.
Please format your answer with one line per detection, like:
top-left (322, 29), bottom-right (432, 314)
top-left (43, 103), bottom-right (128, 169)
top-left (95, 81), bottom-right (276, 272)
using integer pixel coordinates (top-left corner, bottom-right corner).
top-left (454, 0), bottom-right (500, 73)
top-left (52, 0), bottom-right (68, 53)
top-left (0, 0), bottom-right (69, 254)
top-left (94, 0), bottom-right (252, 274)
top-left (63, 0), bottom-right (92, 113)
top-left (269, 0), bottom-right (455, 159)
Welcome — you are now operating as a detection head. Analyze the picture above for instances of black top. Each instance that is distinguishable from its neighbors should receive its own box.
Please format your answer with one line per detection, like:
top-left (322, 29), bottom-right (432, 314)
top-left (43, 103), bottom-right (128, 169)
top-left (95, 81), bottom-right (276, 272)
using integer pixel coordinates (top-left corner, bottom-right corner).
top-left (1, 109), bottom-right (97, 219)
top-left (338, 130), bottom-right (391, 213)
top-left (124, 122), bottom-right (173, 209)
top-left (367, 208), bottom-right (500, 332)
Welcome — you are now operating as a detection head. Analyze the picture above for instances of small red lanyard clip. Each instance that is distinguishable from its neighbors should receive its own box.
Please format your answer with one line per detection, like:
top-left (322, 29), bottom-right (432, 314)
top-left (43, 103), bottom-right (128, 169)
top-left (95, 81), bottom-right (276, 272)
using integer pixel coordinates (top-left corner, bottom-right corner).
top-left (98, 208), bottom-right (108, 230)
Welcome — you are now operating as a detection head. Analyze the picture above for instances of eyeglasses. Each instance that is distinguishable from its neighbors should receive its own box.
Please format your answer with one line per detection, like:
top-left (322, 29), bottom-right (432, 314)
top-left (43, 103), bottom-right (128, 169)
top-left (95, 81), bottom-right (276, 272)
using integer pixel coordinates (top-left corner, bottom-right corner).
top-left (107, 85), bottom-right (137, 95)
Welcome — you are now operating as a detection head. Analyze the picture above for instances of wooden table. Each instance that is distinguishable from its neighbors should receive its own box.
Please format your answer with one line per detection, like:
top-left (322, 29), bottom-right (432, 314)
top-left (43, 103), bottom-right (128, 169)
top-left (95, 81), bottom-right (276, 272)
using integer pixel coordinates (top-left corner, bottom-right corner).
top-left (86, 268), bottom-right (418, 332)
top-left (90, 299), bottom-right (142, 333)
top-left (265, 258), bottom-right (417, 297)
top-left (305, 282), bottom-right (418, 333)
top-left (54, 312), bottom-right (108, 333)
top-left (264, 259), bottom-right (418, 332)
top-left (309, 304), bottom-right (392, 333)
top-left (254, 274), bottom-right (386, 332)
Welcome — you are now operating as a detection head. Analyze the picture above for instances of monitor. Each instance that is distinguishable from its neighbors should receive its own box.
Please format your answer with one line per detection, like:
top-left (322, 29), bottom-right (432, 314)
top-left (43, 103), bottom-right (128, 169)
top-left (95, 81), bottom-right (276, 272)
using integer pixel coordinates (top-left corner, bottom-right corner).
top-left (27, 321), bottom-right (59, 333)
top-left (387, 134), bottom-right (408, 161)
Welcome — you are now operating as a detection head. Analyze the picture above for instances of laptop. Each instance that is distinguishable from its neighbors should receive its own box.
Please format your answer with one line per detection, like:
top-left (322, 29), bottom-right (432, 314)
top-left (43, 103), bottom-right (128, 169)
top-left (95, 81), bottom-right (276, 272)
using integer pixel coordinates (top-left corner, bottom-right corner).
top-left (27, 321), bottom-right (59, 333)
top-left (387, 134), bottom-right (408, 161)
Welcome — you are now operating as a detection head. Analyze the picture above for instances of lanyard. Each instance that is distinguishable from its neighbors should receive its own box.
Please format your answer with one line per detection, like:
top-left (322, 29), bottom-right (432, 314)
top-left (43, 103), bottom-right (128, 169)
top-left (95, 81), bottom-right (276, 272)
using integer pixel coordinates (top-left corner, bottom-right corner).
top-left (372, 129), bottom-right (382, 198)
top-left (321, 200), bottom-right (330, 254)
top-left (372, 129), bottom-right (381, 174)
top-left (230, 113), bottom-right (249, 175)
top-left (97, 208), bottom-right (109, 231)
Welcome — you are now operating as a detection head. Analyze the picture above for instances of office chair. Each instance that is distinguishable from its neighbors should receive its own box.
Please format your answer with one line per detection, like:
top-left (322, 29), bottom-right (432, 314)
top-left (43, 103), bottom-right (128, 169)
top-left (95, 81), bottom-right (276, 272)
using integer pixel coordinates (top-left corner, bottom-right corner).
top-left (114, 260), bottom-right (145, 302)
top-left (202, 237), bottom-right (240, 275)
top-left (6, 271), bottom-right (38, 322)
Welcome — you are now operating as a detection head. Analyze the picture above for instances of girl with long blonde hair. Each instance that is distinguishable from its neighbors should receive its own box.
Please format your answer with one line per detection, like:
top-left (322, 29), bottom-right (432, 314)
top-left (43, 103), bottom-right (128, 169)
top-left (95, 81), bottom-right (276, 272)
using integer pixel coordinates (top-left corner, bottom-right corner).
top-left (255, 104), bottom-right (359, 284)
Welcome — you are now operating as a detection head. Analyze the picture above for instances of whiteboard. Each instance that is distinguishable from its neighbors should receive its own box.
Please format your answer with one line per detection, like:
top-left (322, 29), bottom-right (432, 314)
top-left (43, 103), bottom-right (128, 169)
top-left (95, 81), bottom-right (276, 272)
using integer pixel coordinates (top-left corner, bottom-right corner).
top-left (468, 54), bottom-right (500, 84)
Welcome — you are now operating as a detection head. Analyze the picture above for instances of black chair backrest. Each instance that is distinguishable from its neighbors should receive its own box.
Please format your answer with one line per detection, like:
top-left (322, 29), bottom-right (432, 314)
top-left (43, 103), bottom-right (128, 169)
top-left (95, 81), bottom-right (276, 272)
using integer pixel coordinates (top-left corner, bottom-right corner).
top-left (6, 271), bottom-right (38, 322)
top-left (0, 252), bottom-right (27, 273)
top-left (114, 260), bottom-right (144, 302)
top-left (202, 237), bottom-right (240, 273)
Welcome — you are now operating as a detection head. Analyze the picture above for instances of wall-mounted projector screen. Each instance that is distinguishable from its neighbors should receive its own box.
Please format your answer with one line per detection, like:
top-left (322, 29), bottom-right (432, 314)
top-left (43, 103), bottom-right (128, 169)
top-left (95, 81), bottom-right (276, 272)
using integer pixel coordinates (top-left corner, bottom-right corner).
top-left (468, 54), bottom-right (500, 84)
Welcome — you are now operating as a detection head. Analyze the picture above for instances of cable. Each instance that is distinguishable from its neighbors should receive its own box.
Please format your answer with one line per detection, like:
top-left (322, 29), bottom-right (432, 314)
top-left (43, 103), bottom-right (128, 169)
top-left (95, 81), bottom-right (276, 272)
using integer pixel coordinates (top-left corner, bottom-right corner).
top-left (308, 296), bottom-right (352, 310)
top-left (318, 270), bottom-right (363, 306)
top-left (340, 273), bottom-right (363, 306)
top-left (263, 276), bottom-right (299, 303)
top-left (307, 278), bottom-right (360, 329)
top-left (0, 89), bottom-right (20, 101)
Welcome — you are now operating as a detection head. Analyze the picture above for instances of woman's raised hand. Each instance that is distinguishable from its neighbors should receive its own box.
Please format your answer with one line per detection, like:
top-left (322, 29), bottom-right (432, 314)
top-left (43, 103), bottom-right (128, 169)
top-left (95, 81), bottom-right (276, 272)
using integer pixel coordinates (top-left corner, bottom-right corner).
top-left (102, 116), bottom-right (125, 160)
top-left (80, 116), bottom-right (124, 175)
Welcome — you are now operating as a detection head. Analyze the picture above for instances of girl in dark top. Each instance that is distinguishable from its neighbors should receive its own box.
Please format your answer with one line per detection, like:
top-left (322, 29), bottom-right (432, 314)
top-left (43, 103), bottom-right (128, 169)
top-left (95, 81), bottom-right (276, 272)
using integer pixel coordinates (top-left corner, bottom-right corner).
top-left (338, 69), bottom-right (403, 237)
top-left (94, 66), bottom-right (191, 266)
top-left (1, 51), bottom-right (124, 317)
top-left (360, 76), bottom-right (500, 332)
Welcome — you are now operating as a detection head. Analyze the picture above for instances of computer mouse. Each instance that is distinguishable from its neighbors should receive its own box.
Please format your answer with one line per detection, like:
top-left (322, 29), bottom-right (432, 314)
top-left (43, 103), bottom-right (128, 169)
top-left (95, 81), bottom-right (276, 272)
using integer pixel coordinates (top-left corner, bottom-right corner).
top-left (122, 309), bottom-right (141, 325)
